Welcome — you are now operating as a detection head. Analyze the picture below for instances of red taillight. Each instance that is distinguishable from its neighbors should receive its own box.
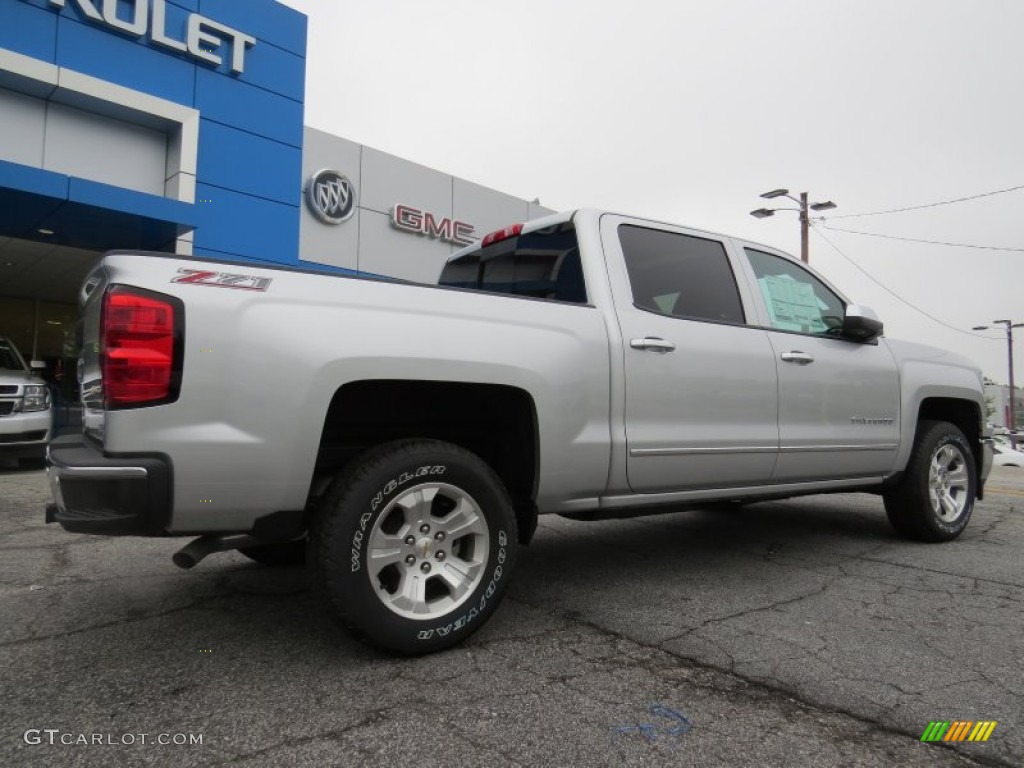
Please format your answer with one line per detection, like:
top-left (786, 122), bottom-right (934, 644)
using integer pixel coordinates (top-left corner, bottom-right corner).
top-left (480, 223), bottom-right (523, 248)
top-left (101, 287), bottom-right (180, 408)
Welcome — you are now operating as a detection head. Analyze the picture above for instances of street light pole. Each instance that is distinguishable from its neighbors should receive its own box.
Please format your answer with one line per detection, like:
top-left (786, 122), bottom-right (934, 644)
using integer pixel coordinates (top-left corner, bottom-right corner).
top-left (973, 319), bottom-right (1024, 435)
top-left (1010, 325), bottom-right (1016, 433)
top-left (799, 192), bottom-right (809, 264)
top-left (750, 189), bottom-right (836, 264)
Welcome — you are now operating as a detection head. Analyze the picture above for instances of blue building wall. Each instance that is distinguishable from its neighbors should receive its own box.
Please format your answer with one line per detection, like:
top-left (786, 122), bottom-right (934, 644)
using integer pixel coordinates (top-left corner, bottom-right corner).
top-left (0, 0), bottom-right (308, 265)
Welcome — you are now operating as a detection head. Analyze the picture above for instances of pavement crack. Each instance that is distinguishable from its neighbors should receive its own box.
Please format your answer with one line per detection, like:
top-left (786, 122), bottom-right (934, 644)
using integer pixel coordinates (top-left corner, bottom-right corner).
top-left (508, 593), bottom-right (1017, 768)
top-left (659, 577), bottom-right (837, 643)
top-left (0, 593), bottom-right (226, 648)
top-left (848, 555), bottom-right (1023, 589)
top-left (207, 707), bottom-right (395, 766)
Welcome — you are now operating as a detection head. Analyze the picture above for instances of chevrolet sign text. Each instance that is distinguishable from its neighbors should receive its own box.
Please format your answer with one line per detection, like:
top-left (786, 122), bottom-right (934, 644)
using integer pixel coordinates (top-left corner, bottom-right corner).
top-left (49, 0), bottom-right (256, 74)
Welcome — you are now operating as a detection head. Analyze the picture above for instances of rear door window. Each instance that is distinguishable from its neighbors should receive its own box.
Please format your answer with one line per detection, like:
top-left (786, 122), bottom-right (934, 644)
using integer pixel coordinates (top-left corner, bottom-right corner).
top-left (618, 225), bottom-right (745, 324)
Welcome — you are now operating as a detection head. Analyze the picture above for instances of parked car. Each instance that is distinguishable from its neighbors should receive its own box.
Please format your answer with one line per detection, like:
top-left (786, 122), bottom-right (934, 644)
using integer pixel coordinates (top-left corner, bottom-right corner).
top-left (993, 443), bottom-right (1024, 467)
top-left (46, 209), bottom-right (994, 654)
top-left (0, 336), bottom-right (53, 468)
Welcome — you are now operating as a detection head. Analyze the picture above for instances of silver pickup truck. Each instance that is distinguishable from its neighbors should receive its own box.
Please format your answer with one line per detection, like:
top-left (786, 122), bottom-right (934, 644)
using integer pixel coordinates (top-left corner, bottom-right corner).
top-left (46, 209), bottom-right (994, 654)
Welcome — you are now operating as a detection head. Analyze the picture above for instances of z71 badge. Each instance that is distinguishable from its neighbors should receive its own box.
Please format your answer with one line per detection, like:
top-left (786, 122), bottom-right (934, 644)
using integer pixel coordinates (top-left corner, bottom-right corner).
top-left (171, 269), bottom-right (272, 292)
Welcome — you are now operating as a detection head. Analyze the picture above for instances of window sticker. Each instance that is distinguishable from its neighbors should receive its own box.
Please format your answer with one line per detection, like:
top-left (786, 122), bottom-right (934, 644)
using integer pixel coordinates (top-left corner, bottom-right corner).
top-left (758, 275), bottom-right (828, 333)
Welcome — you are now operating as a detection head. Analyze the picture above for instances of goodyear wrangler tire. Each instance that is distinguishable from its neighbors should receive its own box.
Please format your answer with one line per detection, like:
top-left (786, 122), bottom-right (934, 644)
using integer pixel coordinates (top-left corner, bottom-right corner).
top-left (313, 439), bottom-right (518, 655)
top-left (883, 420), bottom-right (976, 542)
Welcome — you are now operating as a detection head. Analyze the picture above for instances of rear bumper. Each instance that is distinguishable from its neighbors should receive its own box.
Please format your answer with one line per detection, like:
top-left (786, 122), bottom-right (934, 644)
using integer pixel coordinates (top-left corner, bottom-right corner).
top-left (45, 435), bottom-right (173, 536)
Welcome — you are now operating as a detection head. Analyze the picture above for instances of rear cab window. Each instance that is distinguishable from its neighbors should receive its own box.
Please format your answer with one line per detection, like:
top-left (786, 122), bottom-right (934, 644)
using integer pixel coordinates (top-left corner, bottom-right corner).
top-left (438, 221), bottom-right (587, 304)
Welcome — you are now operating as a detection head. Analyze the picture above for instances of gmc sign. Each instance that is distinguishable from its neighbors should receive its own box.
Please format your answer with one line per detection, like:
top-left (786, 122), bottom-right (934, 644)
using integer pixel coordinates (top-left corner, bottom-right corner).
top-left (391, 204), bottom-right (475, 247)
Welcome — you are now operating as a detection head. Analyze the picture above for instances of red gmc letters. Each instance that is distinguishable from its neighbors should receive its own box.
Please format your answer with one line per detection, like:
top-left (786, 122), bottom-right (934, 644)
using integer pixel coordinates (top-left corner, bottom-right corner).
top-left (391, 204), bottom-right (475, 247)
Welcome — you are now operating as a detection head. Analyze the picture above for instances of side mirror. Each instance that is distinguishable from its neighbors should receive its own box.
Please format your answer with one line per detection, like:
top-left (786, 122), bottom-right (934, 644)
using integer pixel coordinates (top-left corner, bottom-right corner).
top-left (30, 360), bottom-right (46, 370)
top-left (842, 305), bottom-right (884, 343)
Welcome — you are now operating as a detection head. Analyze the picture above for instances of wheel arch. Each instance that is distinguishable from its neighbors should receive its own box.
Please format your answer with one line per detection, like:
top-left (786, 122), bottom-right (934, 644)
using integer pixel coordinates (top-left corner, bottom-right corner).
top-left (313, 380), bottom-right (539, 544)
top-left (915, 397), bottom-right (984, 496)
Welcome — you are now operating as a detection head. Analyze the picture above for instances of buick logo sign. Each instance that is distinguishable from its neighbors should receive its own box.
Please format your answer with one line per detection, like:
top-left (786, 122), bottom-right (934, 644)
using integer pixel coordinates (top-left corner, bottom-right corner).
top-left (306, 170), bottom-right (355, 224)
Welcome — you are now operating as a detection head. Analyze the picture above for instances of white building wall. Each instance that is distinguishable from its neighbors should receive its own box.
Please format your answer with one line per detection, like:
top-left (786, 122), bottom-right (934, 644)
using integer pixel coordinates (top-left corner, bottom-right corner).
top-left (0, 86), bottom-right (168, 197)
top-left (298, 127), bottom-right (554, 283)
top-left (0, 87), bottom-right (46, 167)
top-left (44, 102), bottom-right (168, 196)
top-left (298, 129), bottom-right (361, 272)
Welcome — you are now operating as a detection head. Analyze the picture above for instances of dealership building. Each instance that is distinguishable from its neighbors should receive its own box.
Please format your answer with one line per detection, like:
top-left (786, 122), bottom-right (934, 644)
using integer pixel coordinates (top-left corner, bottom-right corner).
top-left (0, 0), bottom-right (551, 402)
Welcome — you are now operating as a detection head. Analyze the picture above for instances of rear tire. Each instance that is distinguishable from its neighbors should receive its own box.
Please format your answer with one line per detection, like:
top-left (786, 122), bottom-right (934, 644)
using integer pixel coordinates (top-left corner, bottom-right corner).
top-left (884, 420), bottom-right (976, 542)
top-left (312, 439), bottom-right (518, 655)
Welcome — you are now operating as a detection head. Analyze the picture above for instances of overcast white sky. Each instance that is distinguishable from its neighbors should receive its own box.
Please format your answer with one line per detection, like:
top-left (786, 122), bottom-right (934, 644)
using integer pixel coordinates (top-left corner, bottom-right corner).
top-left (279, 0), bottom-right (1024, 383)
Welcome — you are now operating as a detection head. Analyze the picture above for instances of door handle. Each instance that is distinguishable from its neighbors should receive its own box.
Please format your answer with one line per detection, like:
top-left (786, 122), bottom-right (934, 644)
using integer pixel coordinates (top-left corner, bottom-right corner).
top-left (780, 351), bottom-right (814, 365)
top-left (630, 337), bottom-right (676, 353)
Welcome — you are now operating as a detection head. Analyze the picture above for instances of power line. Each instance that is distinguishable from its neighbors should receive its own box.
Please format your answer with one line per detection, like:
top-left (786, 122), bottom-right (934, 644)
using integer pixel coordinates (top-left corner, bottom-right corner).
top-left (818, 224), bottom-right (1024, 252)
top-left (824, 183), bottom-right (1024, 220)
top-left (811, 227), bottom-right (1001, 339)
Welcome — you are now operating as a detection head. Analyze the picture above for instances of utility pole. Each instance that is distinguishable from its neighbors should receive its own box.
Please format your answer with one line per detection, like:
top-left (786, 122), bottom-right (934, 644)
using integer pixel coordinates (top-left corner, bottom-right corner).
top-left (973, 319), bottom-right (1024, 437)
top-left (751, 189), bottom-right (836, 264)
top-left (1003, 322), bottom-right (1019, 436)
top-left (799, 192), bottom-right (809, 264)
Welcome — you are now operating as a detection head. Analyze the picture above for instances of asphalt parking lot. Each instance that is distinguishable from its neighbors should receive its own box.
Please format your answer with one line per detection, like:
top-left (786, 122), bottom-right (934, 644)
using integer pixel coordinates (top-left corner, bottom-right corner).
top-left (1, 461), bottom-right (1021, 767)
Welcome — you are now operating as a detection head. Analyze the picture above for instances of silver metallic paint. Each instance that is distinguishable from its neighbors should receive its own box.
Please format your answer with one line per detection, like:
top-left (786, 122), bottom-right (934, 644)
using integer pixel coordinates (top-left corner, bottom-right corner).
top-left (75, 209), bottom-right (991, 532)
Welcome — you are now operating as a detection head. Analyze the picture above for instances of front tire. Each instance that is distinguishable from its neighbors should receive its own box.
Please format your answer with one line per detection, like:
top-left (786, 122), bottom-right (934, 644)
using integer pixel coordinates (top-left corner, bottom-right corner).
top-left (884, 420), bottom-right (976, 542)
top-left (312, 439), bottom-right (518, 655)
